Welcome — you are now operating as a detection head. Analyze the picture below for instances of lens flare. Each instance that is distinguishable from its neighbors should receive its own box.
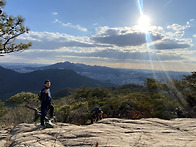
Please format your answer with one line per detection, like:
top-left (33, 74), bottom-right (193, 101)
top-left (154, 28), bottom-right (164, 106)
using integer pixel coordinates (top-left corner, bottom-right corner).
top-left (137, 0), bottom-right (173, 82)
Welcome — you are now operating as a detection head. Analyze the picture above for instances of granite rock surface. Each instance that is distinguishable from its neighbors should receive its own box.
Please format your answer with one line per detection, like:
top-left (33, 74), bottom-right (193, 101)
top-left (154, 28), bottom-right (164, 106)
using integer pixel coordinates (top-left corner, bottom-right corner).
top-left (0, 118), bottom-right (196, 147)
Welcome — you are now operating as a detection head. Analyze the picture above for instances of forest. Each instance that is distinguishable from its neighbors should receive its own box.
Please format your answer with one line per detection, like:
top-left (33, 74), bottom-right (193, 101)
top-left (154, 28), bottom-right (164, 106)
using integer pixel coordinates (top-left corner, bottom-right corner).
top-left (0, 72), bottom-right (196, 127)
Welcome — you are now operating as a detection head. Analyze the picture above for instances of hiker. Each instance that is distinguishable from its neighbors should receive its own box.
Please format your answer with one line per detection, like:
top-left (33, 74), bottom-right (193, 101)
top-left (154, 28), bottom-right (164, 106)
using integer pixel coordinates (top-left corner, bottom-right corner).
top-left (40, 80), bottom-right (54, 126)
top-left (175, 107), bottom-right (185, 118)
top-left (91, 107), bottom-right (103, 124)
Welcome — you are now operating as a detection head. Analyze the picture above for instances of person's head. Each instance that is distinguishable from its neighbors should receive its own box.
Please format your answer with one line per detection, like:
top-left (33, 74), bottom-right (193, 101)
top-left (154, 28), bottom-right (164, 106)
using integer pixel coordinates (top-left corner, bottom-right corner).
top-left (44, 80), bottom-right (51, 89)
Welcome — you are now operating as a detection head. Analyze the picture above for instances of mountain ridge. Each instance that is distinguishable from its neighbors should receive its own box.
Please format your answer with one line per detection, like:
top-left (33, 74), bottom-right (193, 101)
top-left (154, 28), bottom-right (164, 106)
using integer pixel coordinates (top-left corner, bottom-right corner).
top-left (0, 66), bottom-right (114, 100)
top-left (41, 61), bottom-right (190, 85)
top-left (0, 61), bottom-right (191, 87)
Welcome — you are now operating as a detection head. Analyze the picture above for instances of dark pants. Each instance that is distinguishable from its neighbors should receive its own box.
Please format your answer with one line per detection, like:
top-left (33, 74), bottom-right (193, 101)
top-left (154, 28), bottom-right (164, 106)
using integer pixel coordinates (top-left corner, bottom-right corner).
top-left (91, 112), bottom-right (103, 124)
top-left (41, 104), bottom-right (54, 125)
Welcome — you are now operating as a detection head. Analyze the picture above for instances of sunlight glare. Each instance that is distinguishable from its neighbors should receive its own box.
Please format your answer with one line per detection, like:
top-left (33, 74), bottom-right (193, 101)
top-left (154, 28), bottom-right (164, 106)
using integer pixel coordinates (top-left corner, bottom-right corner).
top-left (137, 15), bottom-right (151, 32)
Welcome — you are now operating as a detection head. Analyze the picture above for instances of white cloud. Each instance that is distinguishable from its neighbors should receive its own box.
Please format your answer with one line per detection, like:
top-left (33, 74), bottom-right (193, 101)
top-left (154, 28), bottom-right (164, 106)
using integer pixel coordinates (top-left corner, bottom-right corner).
top-left (92, 27), bottom-right (163, 47)
top-left (167, 24), bottom-right (188, 31)
top-left (18, 25), bottom-right (192, 52)
top-left (55, 19), bottom-right (87, 32)
top-left (17, 31), bottom-right (111, 50)
top-left (92, 26), bottom-right (193, 51)
top-left (12, 23), bottom-right (195, 66)
top-left (52, 12), bottom-right (58, 15)
top-left (79, 49), bottom-right (184, 61)
top-left (150, 38), bottom-right (192, 50)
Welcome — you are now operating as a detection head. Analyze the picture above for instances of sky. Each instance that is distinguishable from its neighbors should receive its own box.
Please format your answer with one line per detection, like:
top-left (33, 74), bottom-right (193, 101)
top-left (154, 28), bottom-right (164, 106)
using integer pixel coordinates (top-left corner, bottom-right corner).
top-left (1, 0), bottom-right (196, 72)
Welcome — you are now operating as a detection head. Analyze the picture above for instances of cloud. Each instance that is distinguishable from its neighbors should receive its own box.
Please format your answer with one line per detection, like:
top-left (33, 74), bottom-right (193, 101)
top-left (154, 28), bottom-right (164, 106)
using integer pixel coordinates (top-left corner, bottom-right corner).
top-left (8, 48), bottom-right (183, 65)
top-left (91, 27), bottom-right (163, 47)
top-left (166, 22), bottom-right (193, 39)
top-left (91, 26), bottom-right (192, 50)
top-left (17, 31), bottom-right (97, 49)
top-left (79, 49), bottom-right (184, 61)
top-left (52, 12), bottom-right (58, 15)
top-left (15, 24), bottom-right (193, 64)
top-left (167, 24), bottom-right (189, 31)
top-left (18, 25), bottom-right (192, 51)
top-left (187, 19), bottom-right (195, 25)
top-left (55, 19), bottom-right (87, 32)
top-left (150, 38), bottom-right (192, 50)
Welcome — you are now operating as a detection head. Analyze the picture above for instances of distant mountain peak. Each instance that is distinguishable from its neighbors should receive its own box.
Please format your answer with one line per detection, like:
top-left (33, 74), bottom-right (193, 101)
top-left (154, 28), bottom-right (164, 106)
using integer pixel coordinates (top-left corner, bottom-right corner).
top-left (0, 66), bottom-right (114, 100)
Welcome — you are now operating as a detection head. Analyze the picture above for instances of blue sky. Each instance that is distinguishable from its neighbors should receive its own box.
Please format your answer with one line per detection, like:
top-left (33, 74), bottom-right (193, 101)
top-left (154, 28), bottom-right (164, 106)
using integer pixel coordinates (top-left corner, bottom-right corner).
top-left (1, 0), bottom-right (196, 72)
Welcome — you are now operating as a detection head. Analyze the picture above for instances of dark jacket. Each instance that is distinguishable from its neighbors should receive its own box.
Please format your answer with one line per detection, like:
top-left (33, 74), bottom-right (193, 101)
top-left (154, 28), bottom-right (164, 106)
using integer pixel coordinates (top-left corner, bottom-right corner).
top-left (91, 107), bottom-right (102, 114)
top-left (41, 87), bottom-right (52, 106)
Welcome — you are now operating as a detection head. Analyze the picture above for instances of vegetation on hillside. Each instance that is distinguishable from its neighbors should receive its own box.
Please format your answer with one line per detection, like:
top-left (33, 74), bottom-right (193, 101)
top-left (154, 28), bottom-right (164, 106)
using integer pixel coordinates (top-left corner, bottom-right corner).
top-left (0, 72), bottom-right (195, 127)
top-left (0, 66), bottom-right (114, 100)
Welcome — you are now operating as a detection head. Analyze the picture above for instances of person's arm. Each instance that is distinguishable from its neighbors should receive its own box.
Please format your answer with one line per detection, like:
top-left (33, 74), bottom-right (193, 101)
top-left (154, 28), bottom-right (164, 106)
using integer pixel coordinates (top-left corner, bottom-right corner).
top-left (40, 88), bottom-right (46, 100)
top-left (45, 89), bottom-right (49, 93)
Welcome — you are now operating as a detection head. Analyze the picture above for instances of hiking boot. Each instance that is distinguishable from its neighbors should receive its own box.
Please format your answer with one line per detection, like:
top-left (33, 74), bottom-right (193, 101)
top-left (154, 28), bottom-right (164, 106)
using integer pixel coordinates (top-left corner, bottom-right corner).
top-left (39, 124), bottom-right (46, 129)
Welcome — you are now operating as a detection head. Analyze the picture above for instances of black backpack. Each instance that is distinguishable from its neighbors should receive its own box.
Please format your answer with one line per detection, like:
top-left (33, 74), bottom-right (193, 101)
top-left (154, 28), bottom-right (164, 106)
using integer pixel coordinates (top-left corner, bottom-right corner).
top-left (38, 91), bottom-right (43, 101)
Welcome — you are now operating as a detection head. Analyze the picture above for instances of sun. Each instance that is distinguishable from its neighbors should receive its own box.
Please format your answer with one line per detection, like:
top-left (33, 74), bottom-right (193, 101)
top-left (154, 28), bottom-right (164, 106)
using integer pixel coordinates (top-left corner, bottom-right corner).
top-left (137, 15), bottom-right (151, 32)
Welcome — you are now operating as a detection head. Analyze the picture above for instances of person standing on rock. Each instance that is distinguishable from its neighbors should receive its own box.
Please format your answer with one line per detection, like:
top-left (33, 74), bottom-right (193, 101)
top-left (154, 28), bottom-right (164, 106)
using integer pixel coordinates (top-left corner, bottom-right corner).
top-left (40, 80), bottom-right (54, 126)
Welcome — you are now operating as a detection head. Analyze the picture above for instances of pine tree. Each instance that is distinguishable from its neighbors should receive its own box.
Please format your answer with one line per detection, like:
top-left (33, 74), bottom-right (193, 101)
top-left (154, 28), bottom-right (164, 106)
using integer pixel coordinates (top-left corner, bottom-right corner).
top-left (0, 0), bottom-right (31, 55)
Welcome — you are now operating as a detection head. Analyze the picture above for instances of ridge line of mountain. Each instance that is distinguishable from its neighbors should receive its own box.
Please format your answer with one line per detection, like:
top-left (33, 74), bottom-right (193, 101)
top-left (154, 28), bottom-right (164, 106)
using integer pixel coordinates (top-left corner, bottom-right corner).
top-left (0, 65), bottom-right (114, 100)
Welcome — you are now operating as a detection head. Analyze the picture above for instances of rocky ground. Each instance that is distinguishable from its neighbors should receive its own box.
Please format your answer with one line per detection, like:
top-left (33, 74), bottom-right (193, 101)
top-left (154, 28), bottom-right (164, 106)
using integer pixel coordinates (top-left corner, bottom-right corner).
top-left (0, 118), bottom-right (196, 147)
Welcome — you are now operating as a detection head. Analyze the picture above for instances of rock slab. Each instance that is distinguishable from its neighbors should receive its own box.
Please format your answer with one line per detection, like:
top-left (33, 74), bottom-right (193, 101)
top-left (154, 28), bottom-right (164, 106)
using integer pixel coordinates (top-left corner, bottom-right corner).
top-left (0, 118), bottom-right (196, 147)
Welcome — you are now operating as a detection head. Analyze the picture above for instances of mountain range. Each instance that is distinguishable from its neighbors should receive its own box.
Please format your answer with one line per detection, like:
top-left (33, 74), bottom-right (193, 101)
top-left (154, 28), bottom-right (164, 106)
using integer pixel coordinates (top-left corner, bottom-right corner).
top-left (0, 61), bottom-right (191, 100)
top-left (0, 66), bottom-right (114, 100)
top-left (1, 61), bottom-right (191, 86)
